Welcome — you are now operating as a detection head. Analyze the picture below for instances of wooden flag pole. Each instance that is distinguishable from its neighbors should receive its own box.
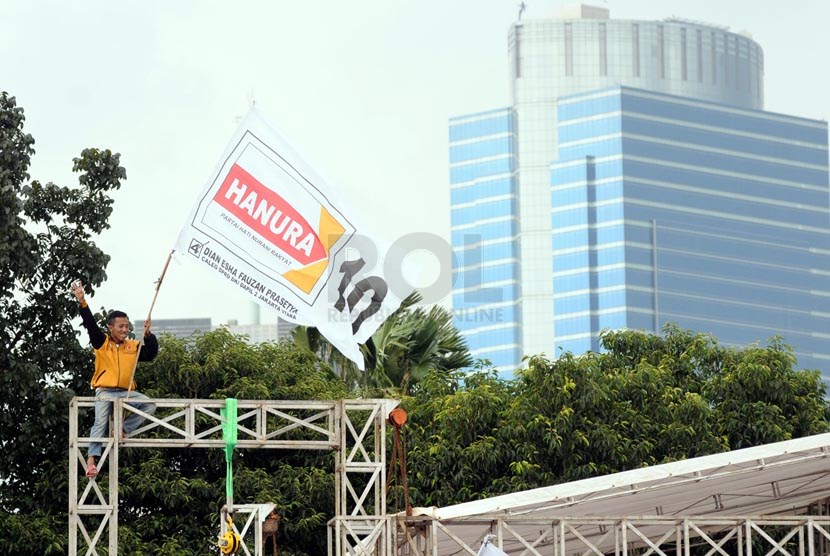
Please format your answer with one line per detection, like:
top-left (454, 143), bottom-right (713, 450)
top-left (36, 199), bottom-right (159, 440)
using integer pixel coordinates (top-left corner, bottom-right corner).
top-left (144, 250), bottom-right (175, 323)
top-left (126, 250), bottom-right (174, 397)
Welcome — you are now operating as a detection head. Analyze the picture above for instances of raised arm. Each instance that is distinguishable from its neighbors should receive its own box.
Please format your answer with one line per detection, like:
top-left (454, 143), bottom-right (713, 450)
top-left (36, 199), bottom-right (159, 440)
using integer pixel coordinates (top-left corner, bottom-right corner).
top-left (72, 281), bottom-right (105, 349)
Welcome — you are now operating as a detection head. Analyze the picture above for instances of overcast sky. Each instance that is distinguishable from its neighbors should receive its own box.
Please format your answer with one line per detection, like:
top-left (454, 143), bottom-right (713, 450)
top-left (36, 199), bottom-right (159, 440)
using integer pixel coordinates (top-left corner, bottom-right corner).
top-left (3, 0), bottom-right (828, 327)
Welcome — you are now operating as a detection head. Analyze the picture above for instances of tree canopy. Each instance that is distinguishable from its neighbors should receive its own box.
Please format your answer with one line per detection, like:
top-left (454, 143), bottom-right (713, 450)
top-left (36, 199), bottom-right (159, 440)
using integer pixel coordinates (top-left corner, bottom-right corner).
top-left (293, 291), bottom-right (473, 395)
top-left (401, 326), bottom-right (829, 507)
top-left (0, 91), bottom-right (126, 554)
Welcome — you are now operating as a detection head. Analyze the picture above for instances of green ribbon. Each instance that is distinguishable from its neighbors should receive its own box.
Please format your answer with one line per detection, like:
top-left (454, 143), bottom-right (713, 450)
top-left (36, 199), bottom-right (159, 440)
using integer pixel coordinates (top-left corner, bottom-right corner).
top-left (220, 398), bottom-right (238, 505)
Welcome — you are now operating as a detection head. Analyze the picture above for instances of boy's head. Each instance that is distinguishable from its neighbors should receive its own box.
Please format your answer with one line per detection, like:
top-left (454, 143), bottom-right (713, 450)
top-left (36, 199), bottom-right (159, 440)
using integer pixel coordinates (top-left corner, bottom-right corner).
top-left (106, 310), bottom-right (130, 343)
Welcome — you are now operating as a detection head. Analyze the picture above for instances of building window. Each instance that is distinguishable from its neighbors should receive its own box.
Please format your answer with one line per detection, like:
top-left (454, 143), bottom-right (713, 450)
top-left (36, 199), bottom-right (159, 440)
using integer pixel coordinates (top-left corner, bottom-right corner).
top-left (632, 24), bottom-right (640, 77)
top-left (565, 23), bottom-right (573, 76)
top-left (681, 27), bottom-right (687, 81)
top-left (711, 31), bottom-right (717, 84)
top-left (723, 33), bottom-right (730, 87)
top-left (735, 36), bottom-right (740, 90)
top-left (657, 25), bottom-right (665, 79)
top-left (599, 23), bottom-right (607, 76)
top-left (696, 29), bottom-right (703, 82)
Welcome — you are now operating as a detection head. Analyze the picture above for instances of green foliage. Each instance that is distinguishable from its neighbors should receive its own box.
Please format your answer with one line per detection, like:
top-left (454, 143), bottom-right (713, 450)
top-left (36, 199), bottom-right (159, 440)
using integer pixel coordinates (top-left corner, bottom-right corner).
top-left (367, 294), bottom-right (473, 395)
top-left (403, 326), bottom-right (829, 507)
top-left (293, 291), bottom-right (473, 395)
top-left (403, 366), bottom-right (512, 507)
top-left (703, 336), bottom-right (829, 448)
top-left (0, 92), bottom-right (126, 553)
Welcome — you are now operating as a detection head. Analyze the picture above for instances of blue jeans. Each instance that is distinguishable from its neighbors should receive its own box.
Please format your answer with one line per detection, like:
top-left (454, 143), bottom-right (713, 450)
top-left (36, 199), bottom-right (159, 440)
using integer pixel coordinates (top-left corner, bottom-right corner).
top-left (88, 388), bottom-right (156, 458)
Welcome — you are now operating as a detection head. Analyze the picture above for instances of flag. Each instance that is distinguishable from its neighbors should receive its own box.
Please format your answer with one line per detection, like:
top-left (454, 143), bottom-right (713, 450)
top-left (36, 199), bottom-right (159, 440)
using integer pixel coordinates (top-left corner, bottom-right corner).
top-left (477, 540), bottom-right (508, 556)
top-left (174, 107), bottom-right (414, 368)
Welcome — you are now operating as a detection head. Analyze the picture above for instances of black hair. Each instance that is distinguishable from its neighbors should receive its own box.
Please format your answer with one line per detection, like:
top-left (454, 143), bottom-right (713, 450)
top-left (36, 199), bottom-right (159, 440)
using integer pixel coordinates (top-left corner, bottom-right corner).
top-left (106, 310), bottom-right (129, 325)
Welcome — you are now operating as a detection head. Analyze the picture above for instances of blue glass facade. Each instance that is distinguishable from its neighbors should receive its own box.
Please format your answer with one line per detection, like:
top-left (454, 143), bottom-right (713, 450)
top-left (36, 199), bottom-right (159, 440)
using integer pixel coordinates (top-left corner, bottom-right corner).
top-left (449, 109), bottom-right (522, 372)
top-left (552, 86), bottom-right (830, 376)
top-left (450, 9), bottom-right (830, 380)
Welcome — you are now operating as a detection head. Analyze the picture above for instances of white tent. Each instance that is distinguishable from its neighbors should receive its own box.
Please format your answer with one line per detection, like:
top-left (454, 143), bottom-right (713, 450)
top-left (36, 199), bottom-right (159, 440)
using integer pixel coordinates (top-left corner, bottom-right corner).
top-left (400, 433), bottom-right (830, 555)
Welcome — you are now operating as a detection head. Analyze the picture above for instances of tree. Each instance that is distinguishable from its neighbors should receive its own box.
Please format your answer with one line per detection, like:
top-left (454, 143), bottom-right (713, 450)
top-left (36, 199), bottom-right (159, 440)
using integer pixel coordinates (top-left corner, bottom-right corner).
top-left (0, 92), bottom-right (126, 554)
top-left (401, 326), bottom-right (829, 508)
top-left (703, 335), bottom-right (829, 448)
top-left (368, 295), bottom-right (473, 395)
top-left (402, 365), bottom-right (513, 508)
top-left (293, 292), bottom-right (473, 394)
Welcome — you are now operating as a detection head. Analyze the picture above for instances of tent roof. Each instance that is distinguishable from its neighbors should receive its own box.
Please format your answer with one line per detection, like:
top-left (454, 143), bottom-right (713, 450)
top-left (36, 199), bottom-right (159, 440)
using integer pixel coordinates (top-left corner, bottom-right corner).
top-left (413, 433), bottom-right (830, 521)
top-left (406, 434), bottom-right (830, 554)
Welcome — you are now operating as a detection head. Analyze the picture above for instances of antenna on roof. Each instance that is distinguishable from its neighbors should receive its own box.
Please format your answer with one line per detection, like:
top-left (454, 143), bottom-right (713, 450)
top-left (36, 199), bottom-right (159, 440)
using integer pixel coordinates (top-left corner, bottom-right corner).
top-left (518, 1), bottom-right (526, 21)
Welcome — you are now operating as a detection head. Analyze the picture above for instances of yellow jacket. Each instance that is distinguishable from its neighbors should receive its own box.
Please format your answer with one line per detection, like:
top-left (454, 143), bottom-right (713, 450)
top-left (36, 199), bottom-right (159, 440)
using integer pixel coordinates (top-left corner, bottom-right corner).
top-left (79, 303), bottom-right (158, 389)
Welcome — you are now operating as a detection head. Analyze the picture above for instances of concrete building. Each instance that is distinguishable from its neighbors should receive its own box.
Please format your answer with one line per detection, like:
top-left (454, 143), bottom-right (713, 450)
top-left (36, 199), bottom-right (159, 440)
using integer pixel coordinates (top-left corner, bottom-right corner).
top-left (223, 319), bottom-right (296, 343)
top-left (135, 317), bottom-right (213, 339)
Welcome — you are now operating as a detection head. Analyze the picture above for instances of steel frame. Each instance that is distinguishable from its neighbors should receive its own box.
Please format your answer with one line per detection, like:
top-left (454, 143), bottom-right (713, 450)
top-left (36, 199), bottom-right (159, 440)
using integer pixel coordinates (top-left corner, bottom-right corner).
top-left (69, 397), bottom-right (830, 555)
top-left (68, 396), bottom-right (397, 556)
top-left (392, 515), bottom-right (830, 555)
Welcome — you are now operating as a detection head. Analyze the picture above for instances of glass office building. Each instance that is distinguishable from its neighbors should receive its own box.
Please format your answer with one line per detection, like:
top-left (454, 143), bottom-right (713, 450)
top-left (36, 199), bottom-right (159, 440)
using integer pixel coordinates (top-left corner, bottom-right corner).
top-left (552, 86), bottom-right (829, 372)
top-left (449, 5), bottom-right (830, 376)
top-left (450, 108), bottom-right (522, 369)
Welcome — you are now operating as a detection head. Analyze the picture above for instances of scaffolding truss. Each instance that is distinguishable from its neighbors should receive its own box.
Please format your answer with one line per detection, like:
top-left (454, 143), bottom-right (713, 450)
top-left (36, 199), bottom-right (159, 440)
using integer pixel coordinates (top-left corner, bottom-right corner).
top-left (392, 515), bottom-right (830, 555)
top-left (393, 433), bottom-right (830, 555)
top-left (68, 396), bottom-right (397, 556)
top-left (69, 398), bottom-right (830, 555)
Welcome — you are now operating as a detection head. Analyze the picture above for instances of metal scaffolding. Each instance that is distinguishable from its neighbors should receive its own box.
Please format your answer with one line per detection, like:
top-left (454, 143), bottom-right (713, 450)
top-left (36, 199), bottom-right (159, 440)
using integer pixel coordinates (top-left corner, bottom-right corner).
top-left (68, 396), bottom-right (398, 556)
top-left (392, 515), bottom-right (830, 555)
top-left (390, 433), bottom-right (830, 555)
top-left (70, 398), bottom-right (830, 555)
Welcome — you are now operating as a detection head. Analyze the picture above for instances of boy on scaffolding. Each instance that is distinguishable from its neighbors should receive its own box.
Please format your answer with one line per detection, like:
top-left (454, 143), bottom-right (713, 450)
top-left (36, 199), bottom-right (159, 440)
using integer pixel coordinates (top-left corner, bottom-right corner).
top-left (72, 280), bottom-right (158, 478)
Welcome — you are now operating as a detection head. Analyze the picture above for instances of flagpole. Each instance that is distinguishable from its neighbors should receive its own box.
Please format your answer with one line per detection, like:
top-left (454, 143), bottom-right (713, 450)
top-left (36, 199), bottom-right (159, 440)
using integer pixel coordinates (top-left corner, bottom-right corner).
top-left (144, 250), bottom-right (174, 322)
top-left (126, 250), bottom-right (174, 397)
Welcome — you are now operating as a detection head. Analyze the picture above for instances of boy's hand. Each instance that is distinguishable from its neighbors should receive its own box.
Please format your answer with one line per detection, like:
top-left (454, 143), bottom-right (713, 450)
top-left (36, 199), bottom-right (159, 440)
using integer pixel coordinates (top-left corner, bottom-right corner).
top-left (71, 280), bottom-right (85, 303)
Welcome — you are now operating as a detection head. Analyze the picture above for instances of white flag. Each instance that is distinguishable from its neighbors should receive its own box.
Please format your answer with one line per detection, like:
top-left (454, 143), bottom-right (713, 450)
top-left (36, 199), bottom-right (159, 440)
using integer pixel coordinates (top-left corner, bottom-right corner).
top-left (173, 107), bottom-right (414, 368)
top-left (477, 541), bottom-right (509, 556)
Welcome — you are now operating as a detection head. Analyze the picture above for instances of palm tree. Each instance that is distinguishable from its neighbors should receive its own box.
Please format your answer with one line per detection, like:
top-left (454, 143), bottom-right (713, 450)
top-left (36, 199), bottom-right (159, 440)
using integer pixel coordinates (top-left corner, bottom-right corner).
top-left (291, 322), bottom-right (360, 384)
top-left (292, 292), bottom-right (472, 394)
top-left (370, 297), bottom-right (472, 394)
